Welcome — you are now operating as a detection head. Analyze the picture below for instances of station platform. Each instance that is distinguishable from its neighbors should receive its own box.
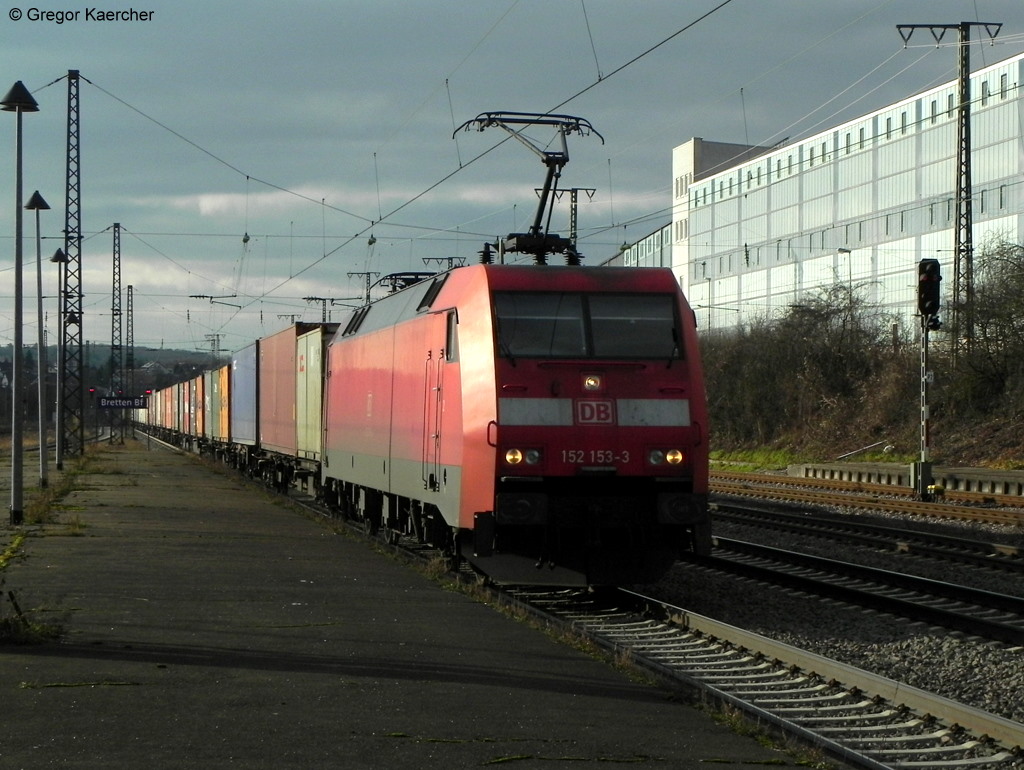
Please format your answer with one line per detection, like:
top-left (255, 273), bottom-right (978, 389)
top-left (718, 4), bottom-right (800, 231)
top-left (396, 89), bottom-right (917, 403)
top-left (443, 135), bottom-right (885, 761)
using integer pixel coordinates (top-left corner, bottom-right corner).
top-left (1, 440), bottom-right (791, 768)
top-left (788, 461), bottom-right (1024, 496)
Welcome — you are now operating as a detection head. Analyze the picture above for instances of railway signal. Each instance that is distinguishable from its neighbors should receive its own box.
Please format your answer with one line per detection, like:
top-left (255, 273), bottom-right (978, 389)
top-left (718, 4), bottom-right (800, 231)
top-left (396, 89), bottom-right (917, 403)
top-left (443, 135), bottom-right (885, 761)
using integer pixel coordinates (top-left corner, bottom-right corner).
top-left (915, 258), bottom-right (942, 501)
top-left (917, 258), bottom-right (942, 322)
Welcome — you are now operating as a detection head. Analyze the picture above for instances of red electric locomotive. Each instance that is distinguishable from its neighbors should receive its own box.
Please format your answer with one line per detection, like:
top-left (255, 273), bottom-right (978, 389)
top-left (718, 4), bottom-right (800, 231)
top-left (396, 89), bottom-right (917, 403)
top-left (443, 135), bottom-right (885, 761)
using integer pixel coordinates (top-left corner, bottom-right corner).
top-left (320, 263), bottom-right (710, 586)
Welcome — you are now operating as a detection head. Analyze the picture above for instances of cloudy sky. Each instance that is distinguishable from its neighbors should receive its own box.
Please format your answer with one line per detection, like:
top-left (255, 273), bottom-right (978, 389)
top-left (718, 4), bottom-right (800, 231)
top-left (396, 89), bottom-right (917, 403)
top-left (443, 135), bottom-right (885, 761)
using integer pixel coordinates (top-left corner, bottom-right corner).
top-left (1, 0), bottom-right (1022, 355)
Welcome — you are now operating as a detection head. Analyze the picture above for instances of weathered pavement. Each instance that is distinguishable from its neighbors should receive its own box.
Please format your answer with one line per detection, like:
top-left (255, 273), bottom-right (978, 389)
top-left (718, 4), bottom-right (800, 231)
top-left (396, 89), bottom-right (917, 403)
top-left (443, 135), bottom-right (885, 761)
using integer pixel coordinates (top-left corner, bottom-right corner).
top-left (1, 440), bottom-right (795, 768)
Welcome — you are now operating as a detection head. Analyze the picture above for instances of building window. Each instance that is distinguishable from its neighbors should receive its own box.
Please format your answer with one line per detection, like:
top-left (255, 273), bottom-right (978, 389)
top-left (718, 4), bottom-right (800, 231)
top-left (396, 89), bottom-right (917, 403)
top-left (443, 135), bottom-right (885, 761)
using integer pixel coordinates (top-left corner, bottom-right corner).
top-left (809, 146), bottom-right (815, 167)
top-left (981, 80), bottom-right (989, 107)
top-left (885, 117), bottom-right (892, 140)
top-left (947, 94), bottom-right (955, 117)
top-left (859, 127), bottom-right (865, 149)
top-left (999, 184), bottom-right (1006, 209)
top-left (930, 100), bottom-right (937, 124)
top-left (1000, 73), bottom-right (1008, 99)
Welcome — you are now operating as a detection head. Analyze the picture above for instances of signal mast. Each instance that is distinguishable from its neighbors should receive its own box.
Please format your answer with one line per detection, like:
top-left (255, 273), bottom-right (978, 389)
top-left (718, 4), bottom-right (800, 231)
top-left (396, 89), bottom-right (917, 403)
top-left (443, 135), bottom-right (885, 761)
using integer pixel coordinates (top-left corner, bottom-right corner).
top-left (915, 258), bottom-right (942, 501)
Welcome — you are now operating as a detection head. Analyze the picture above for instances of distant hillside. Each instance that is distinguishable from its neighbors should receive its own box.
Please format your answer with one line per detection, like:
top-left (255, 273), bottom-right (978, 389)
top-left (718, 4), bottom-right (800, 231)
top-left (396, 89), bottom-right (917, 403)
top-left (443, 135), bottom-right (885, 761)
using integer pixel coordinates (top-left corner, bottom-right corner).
top-left (0, 343), bottom-right (223, 369)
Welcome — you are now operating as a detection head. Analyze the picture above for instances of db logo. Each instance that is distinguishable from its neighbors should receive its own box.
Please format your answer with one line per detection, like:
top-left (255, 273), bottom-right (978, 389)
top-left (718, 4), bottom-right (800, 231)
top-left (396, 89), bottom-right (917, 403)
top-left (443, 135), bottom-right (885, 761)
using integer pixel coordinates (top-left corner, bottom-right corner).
top-left (575, 399), bottom-right (615, 425)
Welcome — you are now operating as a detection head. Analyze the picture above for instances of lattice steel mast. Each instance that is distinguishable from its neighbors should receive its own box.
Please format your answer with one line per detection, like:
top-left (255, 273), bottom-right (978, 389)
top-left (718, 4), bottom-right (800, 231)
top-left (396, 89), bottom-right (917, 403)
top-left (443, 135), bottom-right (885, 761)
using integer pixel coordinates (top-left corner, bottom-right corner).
top-left (109, 223), bottom-right (123, 444)
top-left (898, 22), bottom-right (1001, 357)
top-left (126, 285), bottom-right (135, 395)
top-left (58, 69), bottom-right (85, 466)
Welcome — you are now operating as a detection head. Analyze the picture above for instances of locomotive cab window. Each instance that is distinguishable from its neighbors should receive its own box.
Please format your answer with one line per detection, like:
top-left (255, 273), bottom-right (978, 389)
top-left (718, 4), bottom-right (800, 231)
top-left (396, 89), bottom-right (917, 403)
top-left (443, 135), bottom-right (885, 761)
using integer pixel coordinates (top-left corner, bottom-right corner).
top-left (445, 310), bottom-right (459, 362)
top-left (494, 292), bottom-right (681, 360)
top-left (589, 294), bottom-right (679, 358)
top-left (494, 293), bottom-right (586, 357)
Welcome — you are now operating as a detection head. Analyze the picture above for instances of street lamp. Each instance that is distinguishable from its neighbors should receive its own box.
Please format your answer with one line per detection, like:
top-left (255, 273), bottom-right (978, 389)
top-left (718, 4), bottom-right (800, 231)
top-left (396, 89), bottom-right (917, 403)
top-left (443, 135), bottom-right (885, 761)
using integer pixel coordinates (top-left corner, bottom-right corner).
top-left (50, 247), bottom-right (67, 469)
top-left (837, 248), bottom-right (852, 293)
top-left (26, 190), bottom-right (50, 488)
top-left (2, 80), bottom-right (40, 526)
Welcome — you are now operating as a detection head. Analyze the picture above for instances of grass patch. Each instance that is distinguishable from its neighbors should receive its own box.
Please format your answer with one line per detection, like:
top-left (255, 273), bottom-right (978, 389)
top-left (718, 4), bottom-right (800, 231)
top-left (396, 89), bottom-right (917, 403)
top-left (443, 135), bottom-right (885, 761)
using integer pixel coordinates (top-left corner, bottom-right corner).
top-left (0, 534), bottom-right (26, 571)
top-left (21, 446), bottom-right (106, 525)
top-left (709, 448), bottom-right (800, 472)
top-left (19, 679), bottom-right (141, 689)
top-left (710, 446), bottom-right (914, 472)
top-left (0, 589), bottom-right (63, 644)
top-left (0, 447), bottom-right (104, 643)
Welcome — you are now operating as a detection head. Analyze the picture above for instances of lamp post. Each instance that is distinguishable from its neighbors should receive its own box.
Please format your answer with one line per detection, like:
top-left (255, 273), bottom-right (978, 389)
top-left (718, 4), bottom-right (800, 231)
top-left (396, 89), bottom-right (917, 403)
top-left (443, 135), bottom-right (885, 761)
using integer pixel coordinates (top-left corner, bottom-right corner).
top-left (3, 81), bottom-right (40, 526)
top-left (837, 247), bottom-right (852, 288)
top-left (50, 247), bottom-right (67, 469)
top-left (26, 190), bottom-right (50, 488)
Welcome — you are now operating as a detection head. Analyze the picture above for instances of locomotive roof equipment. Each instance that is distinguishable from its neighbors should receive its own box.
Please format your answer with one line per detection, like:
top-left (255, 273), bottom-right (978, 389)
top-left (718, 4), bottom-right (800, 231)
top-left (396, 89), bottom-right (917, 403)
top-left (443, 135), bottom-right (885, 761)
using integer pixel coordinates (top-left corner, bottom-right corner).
top-left (455, 111), bottom-right (603, 265)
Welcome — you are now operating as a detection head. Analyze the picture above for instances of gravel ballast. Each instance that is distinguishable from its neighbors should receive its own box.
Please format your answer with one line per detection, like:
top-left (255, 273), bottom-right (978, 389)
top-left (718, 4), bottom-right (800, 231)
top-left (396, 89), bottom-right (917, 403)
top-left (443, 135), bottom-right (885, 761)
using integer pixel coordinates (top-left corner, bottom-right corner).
top-left (648, 505), bottom-right (1024, 724)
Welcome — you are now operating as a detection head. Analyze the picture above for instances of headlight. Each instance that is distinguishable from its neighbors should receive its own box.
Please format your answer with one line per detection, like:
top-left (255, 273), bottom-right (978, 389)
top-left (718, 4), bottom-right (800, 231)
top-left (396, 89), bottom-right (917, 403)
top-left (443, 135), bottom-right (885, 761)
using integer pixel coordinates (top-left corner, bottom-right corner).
top-left (505, 448), bottom-right (541, 465)
top-left (583, 374), bottom-right (602, 391)
top-left (649, 449), bottom-right (685, 465)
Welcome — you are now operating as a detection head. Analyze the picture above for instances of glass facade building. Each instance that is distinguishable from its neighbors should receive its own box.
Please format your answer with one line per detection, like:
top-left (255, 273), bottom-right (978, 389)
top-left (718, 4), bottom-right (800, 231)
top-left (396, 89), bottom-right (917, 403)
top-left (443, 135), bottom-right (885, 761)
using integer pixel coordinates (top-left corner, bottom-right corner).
top-left (671, 51), bottom-right (1024, 333)
top-left (621, 224), bottom-right (672, 269)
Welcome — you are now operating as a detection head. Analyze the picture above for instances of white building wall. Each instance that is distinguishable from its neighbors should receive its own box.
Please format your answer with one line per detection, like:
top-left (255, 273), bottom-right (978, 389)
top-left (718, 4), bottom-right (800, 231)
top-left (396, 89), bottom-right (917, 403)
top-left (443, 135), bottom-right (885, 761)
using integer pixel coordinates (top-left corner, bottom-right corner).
top-left (671, 51), bottom-right (1024, 333)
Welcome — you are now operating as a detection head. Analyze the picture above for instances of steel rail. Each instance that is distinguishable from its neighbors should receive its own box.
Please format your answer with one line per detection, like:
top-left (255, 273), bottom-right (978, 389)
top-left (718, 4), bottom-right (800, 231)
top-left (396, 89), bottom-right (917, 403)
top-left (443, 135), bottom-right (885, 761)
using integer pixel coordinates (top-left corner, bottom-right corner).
top-left (712, 503), bottom-right (1023, 566)
top-left (704, 539), bottom-right (1024, 646)
top-left (712, 480), bottom-right (1024, 526)
top-left (507, 586), bottom-right (1023, 768)
top-left (713, 470), bottom-right (1024, 509)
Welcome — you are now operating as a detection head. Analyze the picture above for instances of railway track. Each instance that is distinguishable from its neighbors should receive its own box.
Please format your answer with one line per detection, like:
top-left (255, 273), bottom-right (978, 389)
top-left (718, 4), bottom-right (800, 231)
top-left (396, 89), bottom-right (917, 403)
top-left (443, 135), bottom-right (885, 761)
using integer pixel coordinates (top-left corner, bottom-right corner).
top-left (707, 538), bottom-right (1024, 646)
top-left (506, 586), bottom-right (1024, 770)
top-left (711, 472), bottom-right (1024, 527)
top-left (712, 504), bottom-right (1024, 574)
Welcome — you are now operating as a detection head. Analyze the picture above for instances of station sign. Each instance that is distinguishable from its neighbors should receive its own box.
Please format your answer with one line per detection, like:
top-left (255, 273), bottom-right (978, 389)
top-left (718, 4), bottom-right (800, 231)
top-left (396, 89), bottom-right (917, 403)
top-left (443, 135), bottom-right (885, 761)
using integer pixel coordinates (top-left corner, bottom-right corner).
top-left (97, 395), bottom-right (148, 409)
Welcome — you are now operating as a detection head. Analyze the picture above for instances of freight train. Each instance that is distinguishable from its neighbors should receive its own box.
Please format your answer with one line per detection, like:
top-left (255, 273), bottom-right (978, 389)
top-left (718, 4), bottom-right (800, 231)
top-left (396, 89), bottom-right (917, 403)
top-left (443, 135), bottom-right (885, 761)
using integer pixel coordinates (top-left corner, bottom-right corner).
top-left (136, 262), bottom-right (711, 586)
